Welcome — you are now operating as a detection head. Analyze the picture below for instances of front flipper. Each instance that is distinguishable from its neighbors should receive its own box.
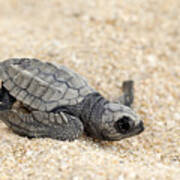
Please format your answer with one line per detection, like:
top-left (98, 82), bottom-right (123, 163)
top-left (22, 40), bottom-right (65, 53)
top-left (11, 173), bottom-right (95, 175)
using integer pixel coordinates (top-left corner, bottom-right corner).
top-left (0, 110), bottom-right (84, 141)
top-left (114, 80), bottom-right (134, 107)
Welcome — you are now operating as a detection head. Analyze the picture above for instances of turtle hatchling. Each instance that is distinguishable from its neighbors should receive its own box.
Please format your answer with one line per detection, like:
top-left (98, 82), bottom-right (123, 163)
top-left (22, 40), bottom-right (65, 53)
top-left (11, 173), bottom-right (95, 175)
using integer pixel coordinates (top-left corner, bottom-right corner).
top-left (0, 58), bottom-right (144, 141)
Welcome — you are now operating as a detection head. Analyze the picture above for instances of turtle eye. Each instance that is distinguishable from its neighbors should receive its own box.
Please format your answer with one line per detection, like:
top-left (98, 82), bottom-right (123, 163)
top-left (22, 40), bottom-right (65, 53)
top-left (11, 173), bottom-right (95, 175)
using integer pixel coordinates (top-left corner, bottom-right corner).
top-left (116, 116), bottom-right (134, 134)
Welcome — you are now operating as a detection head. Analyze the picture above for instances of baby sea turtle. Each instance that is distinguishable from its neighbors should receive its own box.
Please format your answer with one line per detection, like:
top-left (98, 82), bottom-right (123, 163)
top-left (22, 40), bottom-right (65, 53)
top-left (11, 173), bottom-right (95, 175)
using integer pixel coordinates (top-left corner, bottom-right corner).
top-left (0, 58), bottom-right (144, 141)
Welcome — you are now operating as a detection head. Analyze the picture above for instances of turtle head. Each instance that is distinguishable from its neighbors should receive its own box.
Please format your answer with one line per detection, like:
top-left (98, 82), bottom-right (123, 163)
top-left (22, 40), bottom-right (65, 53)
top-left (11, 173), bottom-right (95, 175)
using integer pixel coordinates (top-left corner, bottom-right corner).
top-left (97, 103), bottom-right (144, 141)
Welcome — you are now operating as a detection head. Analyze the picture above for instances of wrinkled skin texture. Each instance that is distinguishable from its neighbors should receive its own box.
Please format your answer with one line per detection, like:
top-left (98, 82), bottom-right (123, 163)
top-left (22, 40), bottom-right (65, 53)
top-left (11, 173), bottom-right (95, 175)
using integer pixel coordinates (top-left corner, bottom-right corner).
top-left (0, 58), bottom-right (144, 141)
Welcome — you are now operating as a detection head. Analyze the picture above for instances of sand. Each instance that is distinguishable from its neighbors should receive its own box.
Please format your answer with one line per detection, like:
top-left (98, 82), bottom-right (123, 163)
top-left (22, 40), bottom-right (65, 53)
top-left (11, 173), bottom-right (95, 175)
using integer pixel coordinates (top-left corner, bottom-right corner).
top-left (0, 0), bottom-right (179, 179)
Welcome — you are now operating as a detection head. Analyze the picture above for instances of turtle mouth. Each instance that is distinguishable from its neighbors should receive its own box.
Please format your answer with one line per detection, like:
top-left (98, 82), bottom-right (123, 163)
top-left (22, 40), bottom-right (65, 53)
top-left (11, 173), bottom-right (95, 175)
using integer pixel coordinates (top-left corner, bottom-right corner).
top-left (100, 130), bottom-right (123, 141)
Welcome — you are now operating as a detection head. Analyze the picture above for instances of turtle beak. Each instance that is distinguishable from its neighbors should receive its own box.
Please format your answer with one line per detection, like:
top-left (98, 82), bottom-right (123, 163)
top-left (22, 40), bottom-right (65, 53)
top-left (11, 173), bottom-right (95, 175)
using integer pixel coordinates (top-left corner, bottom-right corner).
top-left (136, 121), bottom-right (144, 134)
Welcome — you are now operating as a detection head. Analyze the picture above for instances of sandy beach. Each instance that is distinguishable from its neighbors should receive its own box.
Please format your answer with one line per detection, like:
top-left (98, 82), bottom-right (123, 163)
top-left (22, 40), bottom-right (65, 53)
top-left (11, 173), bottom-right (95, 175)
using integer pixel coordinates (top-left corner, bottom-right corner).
top-left (0, 0), bottom-right (179, 179)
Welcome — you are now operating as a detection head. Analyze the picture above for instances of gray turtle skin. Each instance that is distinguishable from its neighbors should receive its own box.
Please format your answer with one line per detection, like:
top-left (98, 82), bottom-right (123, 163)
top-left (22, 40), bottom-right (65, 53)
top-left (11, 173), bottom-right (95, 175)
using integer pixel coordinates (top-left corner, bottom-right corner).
top-left (0, 58), bottom-right (144, 141)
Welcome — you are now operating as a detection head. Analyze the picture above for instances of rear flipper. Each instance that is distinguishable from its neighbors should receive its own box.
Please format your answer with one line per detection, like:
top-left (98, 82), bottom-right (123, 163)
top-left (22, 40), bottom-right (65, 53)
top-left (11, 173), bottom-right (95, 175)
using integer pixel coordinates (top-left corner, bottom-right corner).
top-left (0, 110), bottom-right (84, 141)
top-left (0, 86), bottom-right (16, 110)
top-left (114, 80), bottom-right (134, 107)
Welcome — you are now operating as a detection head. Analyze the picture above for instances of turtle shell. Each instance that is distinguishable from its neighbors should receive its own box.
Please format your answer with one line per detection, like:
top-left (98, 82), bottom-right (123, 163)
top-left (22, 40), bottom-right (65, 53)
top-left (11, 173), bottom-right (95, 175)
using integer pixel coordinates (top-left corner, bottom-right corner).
top-left (0, 58), bottom-right (95, 111)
